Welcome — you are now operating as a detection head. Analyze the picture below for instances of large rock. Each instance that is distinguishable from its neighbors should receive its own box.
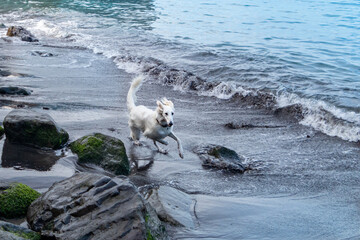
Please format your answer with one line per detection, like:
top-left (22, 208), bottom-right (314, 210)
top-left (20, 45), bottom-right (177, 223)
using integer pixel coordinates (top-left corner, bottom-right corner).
top-left (3, 109), bottom-right (69, 149)
top-left (27, 173), bottom-right (168, 240)
top-left (0, 220), bottom-right (40, 240)
top-left (6, 26), bottom-right (39, 42)
top-left (193, 144), bottom-right (246, 173)
top-left (0, 183), bottom-right (41, 218)
top-left (70, 133), bottom-right (130, 176)
top-left (0, 87), bottom-right (31, 96)
top-left (145, 186), bottom-right (195, 228)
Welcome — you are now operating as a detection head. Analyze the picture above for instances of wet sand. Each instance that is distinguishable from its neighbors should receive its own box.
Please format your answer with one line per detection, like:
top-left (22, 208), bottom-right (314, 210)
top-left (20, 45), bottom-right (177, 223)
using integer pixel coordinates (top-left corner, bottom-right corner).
top-left (1, 38), bottom-right (360, 239)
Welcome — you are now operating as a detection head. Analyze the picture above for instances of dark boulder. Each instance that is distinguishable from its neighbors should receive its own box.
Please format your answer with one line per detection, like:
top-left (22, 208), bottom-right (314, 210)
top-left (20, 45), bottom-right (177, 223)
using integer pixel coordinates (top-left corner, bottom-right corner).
top-left (0, 87), bottom-right (31, 96)
top-left (6, 26), bottom-right (38, 42)
top-left (193, 144), bottom-right (246, 173)
top-left (70, 133), bottom-right (130, 176)
top-left (3, 109), bottom-right (69, 149)
top-left (27, 173), bottom-right (168, 240)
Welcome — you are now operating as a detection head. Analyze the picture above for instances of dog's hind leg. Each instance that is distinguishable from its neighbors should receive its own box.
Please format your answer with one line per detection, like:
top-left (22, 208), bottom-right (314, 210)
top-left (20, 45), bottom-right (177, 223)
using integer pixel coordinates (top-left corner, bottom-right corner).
top-left (153, 140), bottom-right (168, 154)
top-left (130, 126), bottom-right (141, 145)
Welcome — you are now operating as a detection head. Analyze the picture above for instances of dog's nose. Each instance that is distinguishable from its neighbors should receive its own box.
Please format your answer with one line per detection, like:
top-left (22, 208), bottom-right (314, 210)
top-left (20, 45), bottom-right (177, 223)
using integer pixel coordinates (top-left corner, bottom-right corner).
top-left (169, 122), bottom-right (173, 127)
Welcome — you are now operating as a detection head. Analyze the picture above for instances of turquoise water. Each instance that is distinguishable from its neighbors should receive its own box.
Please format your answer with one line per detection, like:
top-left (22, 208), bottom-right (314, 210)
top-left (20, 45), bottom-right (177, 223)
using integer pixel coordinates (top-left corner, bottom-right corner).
top-left (0, 0), bottom-right (359, 141)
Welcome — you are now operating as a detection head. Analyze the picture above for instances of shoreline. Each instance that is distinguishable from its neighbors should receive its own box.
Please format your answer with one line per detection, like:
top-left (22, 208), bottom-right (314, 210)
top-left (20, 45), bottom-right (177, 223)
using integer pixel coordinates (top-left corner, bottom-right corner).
top-left (0, 34), bottom-right (360, 239)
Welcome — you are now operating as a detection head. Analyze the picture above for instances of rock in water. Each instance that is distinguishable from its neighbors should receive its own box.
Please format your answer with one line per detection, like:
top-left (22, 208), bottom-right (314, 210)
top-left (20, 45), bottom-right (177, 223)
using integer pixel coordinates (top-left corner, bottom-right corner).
top-left (0, 87), bottom-right (31, 96)
top-left (146, 186), bottom-right (195, 228)
top-left (70, 133), bottom-right (130, 176)
top-left (27, 173), bottom-right (168, 240)
top-left (0, 220), bottom-right (41, 240)
top-left (3, 109), bottom-right (69, 149)
top-left (6, 26), bottom-right (39, 42)
top-left (193, 144), bottom-right (246, 173)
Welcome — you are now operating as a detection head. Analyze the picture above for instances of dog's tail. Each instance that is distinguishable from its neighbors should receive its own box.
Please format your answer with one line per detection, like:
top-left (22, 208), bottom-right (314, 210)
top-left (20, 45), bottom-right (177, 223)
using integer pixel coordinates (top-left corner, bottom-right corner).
top-left (127, 76), bottom-right (143, 111)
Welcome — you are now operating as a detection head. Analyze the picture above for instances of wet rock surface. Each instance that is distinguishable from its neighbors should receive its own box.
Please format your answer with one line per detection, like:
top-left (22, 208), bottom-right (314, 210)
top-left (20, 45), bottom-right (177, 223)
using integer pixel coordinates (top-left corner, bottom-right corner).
top-left (0, 87), bottom-right (31, 96)
top-left (193, 144), bottom-right (246, 173)
top-left (6, 26), bottom-right (38, 42)
top-left (27, 173), bottom-right (168, 240)
top-left (70, 133), bottom-right (130, 176)
top-left (3, 109), bottom-right (69, 149)
top-left (145, 186), bottom-right (195, 228)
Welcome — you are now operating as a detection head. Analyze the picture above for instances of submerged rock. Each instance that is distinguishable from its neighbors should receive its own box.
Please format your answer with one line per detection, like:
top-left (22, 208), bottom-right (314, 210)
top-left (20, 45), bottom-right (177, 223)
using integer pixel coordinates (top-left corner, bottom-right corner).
top-left (0, 183), bottom-right (41, 219)
top-left (3, 109), bottom-right (69, 149)
top-left (27, 173), bottom-right (168, 240)
top-left (0, 87), bottom-right (31, 96)
top-left (31, 51), bottom-right (54, 57)
top-left (6, 26), bottom-right (38, 42)
top-left (70, 133), bottom-right (130, 176)
top-left (193, 144), bottom-right (246, 173)
top-left (145, 186), bottom-right (195, 228)
top-left (0, 221), bottom-right (41, 240)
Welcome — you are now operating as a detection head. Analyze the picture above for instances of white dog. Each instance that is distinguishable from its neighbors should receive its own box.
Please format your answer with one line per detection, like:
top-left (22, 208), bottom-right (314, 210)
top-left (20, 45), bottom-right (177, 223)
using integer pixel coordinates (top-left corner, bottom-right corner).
top-left (127, 76), bottom-right (184, 158)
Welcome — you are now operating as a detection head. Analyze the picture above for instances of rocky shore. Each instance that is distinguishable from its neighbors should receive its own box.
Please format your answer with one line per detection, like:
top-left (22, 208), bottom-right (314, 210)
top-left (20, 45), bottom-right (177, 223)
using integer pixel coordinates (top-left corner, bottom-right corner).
top-left (1, 26), bottom-right (359, 239)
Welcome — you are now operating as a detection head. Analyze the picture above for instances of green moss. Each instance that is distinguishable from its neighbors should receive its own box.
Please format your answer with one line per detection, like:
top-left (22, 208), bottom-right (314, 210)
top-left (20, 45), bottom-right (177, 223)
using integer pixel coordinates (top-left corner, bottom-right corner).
top-left (1, 226), bottom-right (41, 240)
top-left (209, 146), bottom-right (238, 160)
top-left (70, 136), bottom-right (104, 164)
top-left (0, 183), bottom-right (41, 218)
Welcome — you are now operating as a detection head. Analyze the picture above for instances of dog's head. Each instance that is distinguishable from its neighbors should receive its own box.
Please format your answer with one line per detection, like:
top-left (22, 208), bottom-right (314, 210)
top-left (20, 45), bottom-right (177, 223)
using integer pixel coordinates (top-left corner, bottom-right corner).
top-left (156, 98), bottom-right (175, 128)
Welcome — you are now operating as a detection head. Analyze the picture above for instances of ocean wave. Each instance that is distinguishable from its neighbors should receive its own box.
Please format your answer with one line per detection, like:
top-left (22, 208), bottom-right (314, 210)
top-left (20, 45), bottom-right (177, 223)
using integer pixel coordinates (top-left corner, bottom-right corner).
top-left (114, 55), bottom-right (360, 142)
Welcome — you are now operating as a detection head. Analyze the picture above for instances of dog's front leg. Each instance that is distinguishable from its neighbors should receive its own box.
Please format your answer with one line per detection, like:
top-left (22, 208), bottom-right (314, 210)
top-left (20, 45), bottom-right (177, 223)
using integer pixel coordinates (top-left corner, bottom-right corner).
top-left (169, 132), bottom-right (184, 159)
top-left (153, 140), bottom-right (168, 154)
top-left (157, 139), bottom-right (168, 145)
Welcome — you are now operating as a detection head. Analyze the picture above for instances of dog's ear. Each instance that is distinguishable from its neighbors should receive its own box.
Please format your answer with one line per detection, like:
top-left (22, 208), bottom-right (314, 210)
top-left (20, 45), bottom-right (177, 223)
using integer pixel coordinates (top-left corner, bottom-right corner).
top-left (161, 98), bottom-right (174, 108)
top-left (157, 100), bottom-right (164, 112)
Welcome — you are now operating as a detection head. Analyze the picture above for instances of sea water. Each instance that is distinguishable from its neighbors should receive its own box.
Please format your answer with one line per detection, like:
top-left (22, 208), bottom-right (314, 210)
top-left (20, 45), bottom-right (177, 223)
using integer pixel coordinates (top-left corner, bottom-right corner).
top-left (0, 0), bottom-right (359, 141)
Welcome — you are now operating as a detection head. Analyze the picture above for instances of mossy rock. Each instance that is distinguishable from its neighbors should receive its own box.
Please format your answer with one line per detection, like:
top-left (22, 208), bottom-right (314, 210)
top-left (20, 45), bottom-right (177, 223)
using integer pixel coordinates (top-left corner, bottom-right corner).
top-left (193, 144), bottom-right (246, 173)
top-left (0, 220), bottom-right (40, 240)
top-left (70, 133), bottom-right (130, 176)
top-left (3, 109), bottom-right (69, 149)
top-left (0, 183), bottom-right (41, 218)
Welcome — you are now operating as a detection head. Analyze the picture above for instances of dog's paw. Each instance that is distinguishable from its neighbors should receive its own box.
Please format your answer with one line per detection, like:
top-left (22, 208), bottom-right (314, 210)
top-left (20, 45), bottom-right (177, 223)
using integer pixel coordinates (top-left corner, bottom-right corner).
top-left (134, 140), bottom-right (142, 146)
top-left (179, 152), bottom-right (184, 159)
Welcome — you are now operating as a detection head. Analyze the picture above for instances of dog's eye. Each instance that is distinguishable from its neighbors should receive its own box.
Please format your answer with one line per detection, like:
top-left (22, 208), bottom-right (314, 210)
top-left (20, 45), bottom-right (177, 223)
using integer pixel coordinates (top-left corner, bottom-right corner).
top-left (165, 113), bottom-right (168, 116)
top-left (172, 112), bottom-right (174, 115)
